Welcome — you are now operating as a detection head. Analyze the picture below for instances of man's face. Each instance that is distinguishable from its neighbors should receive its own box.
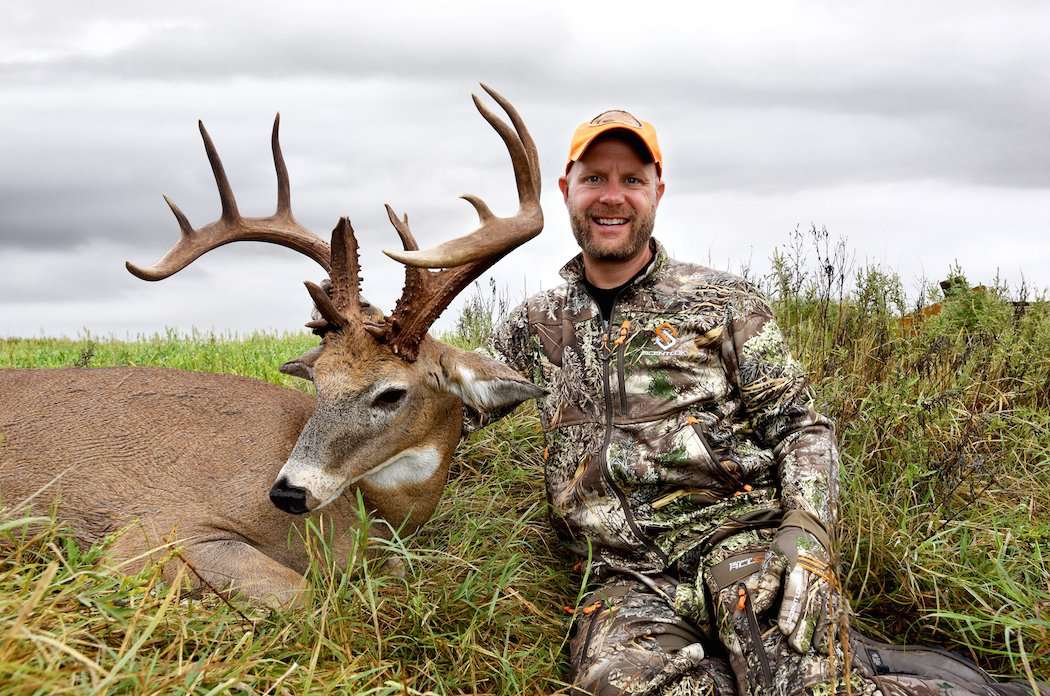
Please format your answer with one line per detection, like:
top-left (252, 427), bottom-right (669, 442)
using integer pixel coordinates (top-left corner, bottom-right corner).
top-left (558, 136), bottom-right (665, 261)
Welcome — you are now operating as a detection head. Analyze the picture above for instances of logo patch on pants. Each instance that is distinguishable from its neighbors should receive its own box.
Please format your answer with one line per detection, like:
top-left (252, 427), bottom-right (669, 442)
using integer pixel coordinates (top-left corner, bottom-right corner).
top-left (727, 557), bottom-right (760, 573)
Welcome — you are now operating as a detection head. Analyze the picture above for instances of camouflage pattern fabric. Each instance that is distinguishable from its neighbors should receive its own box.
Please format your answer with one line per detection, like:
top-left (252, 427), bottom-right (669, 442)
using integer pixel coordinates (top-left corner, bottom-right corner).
top-left (699, 528), bottom-right (868, 696)
top-left (486, 239), bottom-right (839, 577)
top-left (568, 575), bottom-right (737, 696)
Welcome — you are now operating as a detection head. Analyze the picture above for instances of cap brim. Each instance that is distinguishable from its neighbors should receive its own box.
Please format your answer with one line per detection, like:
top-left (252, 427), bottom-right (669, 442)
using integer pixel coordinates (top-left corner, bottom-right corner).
top-left (566, 123), bottom-right (661, 176)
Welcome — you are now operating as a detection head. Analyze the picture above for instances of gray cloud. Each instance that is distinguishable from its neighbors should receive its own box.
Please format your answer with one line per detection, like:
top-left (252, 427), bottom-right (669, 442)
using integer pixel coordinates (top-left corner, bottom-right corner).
top-left (1, 1), bottom-right (1048, 337)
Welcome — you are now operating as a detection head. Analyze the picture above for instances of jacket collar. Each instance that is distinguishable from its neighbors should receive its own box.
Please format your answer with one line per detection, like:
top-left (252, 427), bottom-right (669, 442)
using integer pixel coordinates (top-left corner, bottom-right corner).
top-left (558, 237), bottom-right (669, 290)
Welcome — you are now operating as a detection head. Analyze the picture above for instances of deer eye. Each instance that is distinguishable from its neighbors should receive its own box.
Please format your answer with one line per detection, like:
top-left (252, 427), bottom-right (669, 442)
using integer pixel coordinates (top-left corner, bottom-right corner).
top-left (373, 387), bottom-right (407, 408)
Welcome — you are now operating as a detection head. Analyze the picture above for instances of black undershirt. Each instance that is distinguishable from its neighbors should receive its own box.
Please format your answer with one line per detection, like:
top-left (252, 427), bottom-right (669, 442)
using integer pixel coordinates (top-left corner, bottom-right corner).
top-left (581, 248), bottom-right (657, 324)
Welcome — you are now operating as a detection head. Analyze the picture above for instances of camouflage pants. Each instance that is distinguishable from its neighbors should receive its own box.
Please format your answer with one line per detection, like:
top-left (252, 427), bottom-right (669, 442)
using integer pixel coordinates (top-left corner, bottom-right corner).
top-left (567, 574), bottom-right (736, 696)
top-left (568, 530), bottom-right (1045, 696)
top-left (568, 529), bottom-right (866, 696)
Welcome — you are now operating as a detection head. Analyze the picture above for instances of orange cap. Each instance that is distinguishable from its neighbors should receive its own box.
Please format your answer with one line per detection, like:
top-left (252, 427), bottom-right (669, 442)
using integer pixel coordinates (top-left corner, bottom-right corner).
top-left (567, 109), bottom-right (662, 176)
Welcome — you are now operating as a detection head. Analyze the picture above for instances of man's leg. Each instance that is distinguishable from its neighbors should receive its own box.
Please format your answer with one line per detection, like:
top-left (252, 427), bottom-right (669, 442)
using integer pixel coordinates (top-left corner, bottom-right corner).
top-left (568, 575), bottom-right (736, 696)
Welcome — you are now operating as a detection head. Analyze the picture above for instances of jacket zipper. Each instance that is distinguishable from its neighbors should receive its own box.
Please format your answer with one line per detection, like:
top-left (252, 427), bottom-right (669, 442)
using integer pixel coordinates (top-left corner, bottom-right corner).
top-left (599, 302), bottom-right (669, 567)
top-left (616, 341), bottom-right (628, 414)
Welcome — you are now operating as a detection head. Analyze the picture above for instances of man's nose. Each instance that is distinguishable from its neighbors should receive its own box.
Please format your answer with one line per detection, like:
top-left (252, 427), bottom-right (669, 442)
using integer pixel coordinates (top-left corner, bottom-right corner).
top-left (598, 181), bottom-right (626, 206)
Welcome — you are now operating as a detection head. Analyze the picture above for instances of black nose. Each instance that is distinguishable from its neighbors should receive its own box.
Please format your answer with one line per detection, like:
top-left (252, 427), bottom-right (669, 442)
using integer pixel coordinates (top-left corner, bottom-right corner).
top-left (269, 477), bottom-right (309, 514)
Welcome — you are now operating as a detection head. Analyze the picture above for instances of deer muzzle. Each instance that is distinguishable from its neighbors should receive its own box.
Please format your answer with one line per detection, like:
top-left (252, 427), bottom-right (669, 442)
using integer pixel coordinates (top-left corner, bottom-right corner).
top-left (269, 476), bottom-right (310, 515)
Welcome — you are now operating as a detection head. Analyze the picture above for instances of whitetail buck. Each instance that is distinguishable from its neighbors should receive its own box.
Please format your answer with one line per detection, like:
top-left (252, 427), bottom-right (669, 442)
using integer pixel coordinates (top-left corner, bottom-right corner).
top-left (0, 86), bottom-right (544, 606)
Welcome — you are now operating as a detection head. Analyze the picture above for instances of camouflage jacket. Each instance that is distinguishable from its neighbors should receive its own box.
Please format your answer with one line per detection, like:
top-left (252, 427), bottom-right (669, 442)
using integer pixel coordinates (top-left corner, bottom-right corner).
top-left (487, 239), bottom-right (840, 574)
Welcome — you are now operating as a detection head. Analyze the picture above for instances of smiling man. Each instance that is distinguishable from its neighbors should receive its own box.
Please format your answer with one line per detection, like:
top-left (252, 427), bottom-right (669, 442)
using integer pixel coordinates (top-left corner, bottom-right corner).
top-left (482, 110), bottom-right (1044, 696)
top-left (488, 109), bottom-right (846, 695)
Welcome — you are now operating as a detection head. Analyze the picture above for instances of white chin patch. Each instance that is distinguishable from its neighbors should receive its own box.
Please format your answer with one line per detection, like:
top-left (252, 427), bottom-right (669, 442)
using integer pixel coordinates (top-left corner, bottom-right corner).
top-left (359, 447), bottom-right (442, 490)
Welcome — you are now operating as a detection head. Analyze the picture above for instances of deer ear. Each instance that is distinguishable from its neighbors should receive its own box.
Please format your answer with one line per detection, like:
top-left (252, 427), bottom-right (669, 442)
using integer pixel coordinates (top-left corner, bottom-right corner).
top-left (279, 345), bottom-right (324, 381)
top-left (434, 348), bottom-right (545, 413)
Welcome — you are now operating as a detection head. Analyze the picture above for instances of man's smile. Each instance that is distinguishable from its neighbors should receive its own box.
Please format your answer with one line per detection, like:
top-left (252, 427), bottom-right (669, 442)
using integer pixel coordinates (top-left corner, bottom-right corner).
top-left (590, 214), bottom-right (633, 236)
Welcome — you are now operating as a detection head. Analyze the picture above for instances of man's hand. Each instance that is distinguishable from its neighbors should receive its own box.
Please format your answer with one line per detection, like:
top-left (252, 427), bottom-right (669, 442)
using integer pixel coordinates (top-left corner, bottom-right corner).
top-left (751, 512), bottom-right (839, 654)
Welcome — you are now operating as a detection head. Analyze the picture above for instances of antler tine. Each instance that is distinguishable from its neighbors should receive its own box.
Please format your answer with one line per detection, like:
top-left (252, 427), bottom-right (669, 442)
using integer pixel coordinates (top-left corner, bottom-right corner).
top-left (327, 217), bottom-right (363, 316)
top-left (378, 87), bottom-right (543, 361)
top-left (383, 204), bottom-right (426, 333)
top-left (304, 280), bottom-right (345, 329)
top-left (384, 204), bottom-right (419, 251)
top-left (199, 120), bottom-right (239, 222)
top-left (163, 195), bottom-right (193, 237)
top-left (126, 117), bottom-right (332, 282)
top-left (468, 91), bottom-right (536, 210)
top-left (382, 87), bottom-right (542, 270)
top-left (479, 83), bottom-right (541, 202)
top-left (272, 113), bottom-right (291, 216)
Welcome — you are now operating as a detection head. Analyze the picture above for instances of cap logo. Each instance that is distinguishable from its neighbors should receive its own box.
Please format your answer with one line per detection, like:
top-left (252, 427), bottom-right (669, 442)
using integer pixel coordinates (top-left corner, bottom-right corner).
top-left (589, 110), bottom-right (643, 128)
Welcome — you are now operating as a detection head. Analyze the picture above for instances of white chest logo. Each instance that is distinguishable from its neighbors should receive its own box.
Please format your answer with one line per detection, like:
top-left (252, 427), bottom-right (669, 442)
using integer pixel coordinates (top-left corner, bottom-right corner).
top-left (653, 321), bottom-right (679, 350)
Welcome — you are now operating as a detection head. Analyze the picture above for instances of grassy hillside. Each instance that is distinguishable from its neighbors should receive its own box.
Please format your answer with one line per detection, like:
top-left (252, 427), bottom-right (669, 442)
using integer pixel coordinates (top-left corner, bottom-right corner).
top-left (1, 256), bottom-right (1047, 693)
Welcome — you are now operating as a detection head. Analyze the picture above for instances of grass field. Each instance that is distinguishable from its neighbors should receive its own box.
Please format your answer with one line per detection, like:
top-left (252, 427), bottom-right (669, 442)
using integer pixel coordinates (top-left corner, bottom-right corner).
top-left (1, 254), bottom-right (1048, 693)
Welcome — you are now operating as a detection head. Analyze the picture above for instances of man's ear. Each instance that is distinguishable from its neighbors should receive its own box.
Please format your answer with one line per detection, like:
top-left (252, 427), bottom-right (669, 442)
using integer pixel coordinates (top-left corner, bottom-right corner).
top-left (432, 347), bottom-right (545, 413)
top-left (279, 345), bottom-right (324, 381)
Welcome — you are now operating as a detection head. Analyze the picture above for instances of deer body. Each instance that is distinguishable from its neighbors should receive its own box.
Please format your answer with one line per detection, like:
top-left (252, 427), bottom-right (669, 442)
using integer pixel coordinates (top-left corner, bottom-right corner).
top-left (0, 85), bottom-right (543, 606)
top-left (0, 366), bottom-right (459, 604)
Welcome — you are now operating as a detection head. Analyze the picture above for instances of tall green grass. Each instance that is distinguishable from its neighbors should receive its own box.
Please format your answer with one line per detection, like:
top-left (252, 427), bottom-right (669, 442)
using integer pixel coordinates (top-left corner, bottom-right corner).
top-left (765, 229), bottom-right (1048, 686)
top-left (2, 233), bottom-right (1047, 692)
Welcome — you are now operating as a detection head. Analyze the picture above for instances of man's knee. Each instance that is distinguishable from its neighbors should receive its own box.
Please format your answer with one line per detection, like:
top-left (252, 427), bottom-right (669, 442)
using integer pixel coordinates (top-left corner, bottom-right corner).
top-left (571, 649), bottom-right (732, 696)
top-left (568, 578), bottom-right (734, 696)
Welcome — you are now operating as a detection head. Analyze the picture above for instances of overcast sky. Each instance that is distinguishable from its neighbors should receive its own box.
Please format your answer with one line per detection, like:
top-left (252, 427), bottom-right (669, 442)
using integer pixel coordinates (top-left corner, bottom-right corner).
top-left (2, 1), bottom-right (1048, 338)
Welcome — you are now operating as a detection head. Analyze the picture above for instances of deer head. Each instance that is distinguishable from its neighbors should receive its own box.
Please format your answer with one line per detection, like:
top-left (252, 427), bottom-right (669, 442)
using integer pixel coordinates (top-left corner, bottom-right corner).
top-left (127, 85), bottom-right (544, 519)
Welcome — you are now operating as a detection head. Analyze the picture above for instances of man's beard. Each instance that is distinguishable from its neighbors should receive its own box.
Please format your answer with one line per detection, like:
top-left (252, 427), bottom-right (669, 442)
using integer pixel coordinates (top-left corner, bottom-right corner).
top-left (569, 205), bottom-right (656, 261)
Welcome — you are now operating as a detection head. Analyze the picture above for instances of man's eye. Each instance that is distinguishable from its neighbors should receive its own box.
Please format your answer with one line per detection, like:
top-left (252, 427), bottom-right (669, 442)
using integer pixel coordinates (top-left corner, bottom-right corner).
top-left (585, 175), bottom-right (602, 184)
top-left (626, 176), bottom-right (642, 185)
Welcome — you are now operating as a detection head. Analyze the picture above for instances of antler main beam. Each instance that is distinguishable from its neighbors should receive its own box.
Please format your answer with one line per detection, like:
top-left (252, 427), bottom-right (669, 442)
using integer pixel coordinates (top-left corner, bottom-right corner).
top-left (379, 84), bottom-right (543, 360)
top-left (126, 115), bottom-right (332, 281)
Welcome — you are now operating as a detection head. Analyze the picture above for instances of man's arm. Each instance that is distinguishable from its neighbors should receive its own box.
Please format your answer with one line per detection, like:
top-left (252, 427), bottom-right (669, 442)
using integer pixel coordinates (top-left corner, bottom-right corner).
top-left (727, 285), bottom-right (841, 654)
top-left (729, 291), bottom-right (839, 531)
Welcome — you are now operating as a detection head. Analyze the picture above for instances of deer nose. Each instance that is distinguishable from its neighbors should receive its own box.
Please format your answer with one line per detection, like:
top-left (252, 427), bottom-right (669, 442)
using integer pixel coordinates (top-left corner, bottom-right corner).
top-left (269, 477), bottom-right (309, 515)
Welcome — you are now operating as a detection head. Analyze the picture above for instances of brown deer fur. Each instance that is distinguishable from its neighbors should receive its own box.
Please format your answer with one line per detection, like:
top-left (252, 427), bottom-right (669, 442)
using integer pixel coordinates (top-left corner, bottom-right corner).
top-left (0, 331), bottom-right (534, 606)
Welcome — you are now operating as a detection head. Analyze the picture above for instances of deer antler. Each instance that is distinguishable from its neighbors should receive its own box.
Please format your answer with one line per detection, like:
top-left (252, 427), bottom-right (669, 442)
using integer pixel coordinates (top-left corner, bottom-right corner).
top-left (126, 114), bottom-right (331, 281)
top-left (379, 84), bottom-right (543, 360)
top-left (127, 87), bottom-right (541, 357)
top-left (301, 217), bottom-right (387, 336)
